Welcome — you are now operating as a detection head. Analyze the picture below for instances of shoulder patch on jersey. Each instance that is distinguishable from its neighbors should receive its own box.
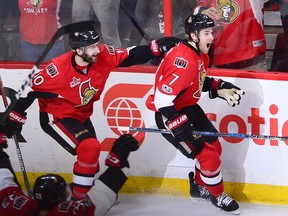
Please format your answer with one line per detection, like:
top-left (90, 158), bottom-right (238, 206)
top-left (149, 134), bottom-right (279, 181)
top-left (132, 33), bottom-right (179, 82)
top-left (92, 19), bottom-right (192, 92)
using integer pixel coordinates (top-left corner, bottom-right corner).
top-left (46, 63), bottom-right (59, 78)
top-left (174, 57), bottom-right (188, 69)
top-left (107, 46), bottom-right (115, 55)
top-left (12, 196), bottom-right (30, 210)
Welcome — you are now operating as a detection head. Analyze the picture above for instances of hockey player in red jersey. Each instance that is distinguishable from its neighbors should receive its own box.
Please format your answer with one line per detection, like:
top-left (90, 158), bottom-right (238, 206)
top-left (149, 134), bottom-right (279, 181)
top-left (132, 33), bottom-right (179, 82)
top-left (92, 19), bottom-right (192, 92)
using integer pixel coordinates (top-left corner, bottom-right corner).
top-left (0, 132), bottom-right (139, 216)
top-left (1, 28), bottom-right (180, 200)
top-left (146, 14), bottom-right (244, 214)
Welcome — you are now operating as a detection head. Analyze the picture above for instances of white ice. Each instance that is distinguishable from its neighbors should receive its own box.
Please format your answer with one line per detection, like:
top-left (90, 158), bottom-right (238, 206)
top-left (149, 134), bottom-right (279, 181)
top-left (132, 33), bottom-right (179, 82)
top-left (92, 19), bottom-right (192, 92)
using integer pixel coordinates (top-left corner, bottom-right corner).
top-left (107, 194), bottom-right (288, 216)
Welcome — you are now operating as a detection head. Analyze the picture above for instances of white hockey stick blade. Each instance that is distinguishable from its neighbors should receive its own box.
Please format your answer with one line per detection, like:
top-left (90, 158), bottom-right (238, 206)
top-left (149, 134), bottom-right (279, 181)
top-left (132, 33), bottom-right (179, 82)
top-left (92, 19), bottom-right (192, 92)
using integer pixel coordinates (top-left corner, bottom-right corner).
top-left (118, 126), bottom-right (131, 131)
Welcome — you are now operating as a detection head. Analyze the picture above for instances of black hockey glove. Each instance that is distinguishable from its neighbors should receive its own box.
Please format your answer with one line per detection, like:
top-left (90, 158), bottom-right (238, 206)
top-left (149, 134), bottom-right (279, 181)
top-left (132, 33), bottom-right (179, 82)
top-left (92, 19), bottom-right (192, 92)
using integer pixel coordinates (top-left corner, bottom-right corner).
top-left (0, 133), bottom-right (7, 149)
top-left (165, 113), bottom-right (205, 158)
top-left (3, 109), bottom-right (27, 138)
top-left (165, 113), bottom-right (195, 142)
top-left (209, 80), bottom-right (245, 107)
top-left (105, 134), bottom-right (139, 168)
top-left (150, 37), bottom-right (182, 56)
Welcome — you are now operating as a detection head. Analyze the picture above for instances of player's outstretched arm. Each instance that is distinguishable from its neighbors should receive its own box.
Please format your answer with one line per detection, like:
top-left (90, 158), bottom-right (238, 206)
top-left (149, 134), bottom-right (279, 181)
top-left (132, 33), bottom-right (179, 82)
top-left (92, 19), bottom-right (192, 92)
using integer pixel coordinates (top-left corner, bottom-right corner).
top-left (88, 134), bottom-right (139, 216)
top-left (119, 37), bottom-right (182, 67)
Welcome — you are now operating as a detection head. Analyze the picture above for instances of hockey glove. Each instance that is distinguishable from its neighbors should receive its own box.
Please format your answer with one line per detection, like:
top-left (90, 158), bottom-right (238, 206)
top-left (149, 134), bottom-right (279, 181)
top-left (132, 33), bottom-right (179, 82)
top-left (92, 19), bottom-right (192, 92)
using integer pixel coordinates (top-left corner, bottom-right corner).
top-left (0, 133), bottom-right (7, 149)
top-left (165, 113), bottom-right (195, 142)
top-left (150, 37), bottom-right (182, 56)
top-left (209, 80), bottom-right (244, 107)
top-left (105, 134), bottom-right (139, 168)
top-left (3, 109), bottom-right (27, 138)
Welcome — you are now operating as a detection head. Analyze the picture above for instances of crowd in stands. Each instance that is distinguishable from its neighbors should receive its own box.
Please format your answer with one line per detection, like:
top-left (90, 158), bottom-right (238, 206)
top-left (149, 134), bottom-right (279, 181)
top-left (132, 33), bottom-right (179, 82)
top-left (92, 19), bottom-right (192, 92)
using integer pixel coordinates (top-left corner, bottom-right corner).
top-left (0, 0), bottom-right (287, 72)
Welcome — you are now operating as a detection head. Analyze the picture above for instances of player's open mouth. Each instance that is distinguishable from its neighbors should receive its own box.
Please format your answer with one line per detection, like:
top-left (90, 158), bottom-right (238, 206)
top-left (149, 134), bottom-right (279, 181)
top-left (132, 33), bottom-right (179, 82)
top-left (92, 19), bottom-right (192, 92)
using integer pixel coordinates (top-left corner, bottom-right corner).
top-left (206, 43), bottom-right (211, 48)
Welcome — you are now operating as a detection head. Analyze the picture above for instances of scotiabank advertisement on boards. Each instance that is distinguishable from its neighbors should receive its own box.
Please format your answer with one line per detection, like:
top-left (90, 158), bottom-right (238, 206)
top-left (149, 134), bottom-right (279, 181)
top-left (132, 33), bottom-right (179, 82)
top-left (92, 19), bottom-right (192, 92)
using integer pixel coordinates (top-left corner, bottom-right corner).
top-left (1, 68), bottom-right (288, 186)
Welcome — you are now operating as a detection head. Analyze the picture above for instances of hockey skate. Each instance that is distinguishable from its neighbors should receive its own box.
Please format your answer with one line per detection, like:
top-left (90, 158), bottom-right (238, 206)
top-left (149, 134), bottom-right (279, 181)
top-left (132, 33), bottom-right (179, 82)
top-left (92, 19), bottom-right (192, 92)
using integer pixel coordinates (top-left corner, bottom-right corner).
top-left (188, 172), bottom-right (210, 202)
top-left (210, 192), bottom-right (240, 215)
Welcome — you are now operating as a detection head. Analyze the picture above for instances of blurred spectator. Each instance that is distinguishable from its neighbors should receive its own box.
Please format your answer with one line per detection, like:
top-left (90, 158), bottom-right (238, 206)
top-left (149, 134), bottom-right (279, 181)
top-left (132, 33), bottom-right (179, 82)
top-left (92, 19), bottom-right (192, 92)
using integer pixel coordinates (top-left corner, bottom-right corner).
top-left (278, 0), bottom-right (288, 33)
top-left (58, 0), bottom-right (73, 52)
top-left (262, 0), bottom-right (288, 72)
top-left (0, 0), bottom-right (20, 61)
top-left (194, 0), bottom-right (267, 71)
top-left (269, 33), bottom-right (288, 71)
top-left (119, 0), bottom-right (138, 47)
top-left (135, 0), bottom-right (191, 45)
top-left (0, 36), bottom-right (9, 61)
top-left (72, 0), bottom-right (121, 48)
top-left (18, 0), bottom-right (65, 62)
top-left (265, 0), bottom-right (288, 33)
top-left (271, 0), bottom-right (288, 71)
top-left (135, 0), bottom-right (164, 44)
top-left (59, 0), bottom-right (72, 26)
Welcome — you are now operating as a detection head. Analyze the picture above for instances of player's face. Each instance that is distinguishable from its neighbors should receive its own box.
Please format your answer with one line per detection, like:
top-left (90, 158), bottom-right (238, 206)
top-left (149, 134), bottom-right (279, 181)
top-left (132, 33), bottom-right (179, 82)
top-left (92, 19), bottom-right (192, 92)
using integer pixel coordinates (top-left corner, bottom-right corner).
top-left (198, 28), bottom-right (214, 54)
top-left (83, 42), bottom-right (104, 62)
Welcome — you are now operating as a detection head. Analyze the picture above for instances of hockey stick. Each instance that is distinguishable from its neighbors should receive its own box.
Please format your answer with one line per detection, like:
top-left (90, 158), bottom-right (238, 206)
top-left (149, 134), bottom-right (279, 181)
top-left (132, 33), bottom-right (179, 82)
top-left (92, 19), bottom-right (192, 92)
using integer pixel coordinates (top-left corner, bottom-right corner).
top-left (118, 126), bottom-right (288, 141)
top-left (0, 75), bottom-right (33, 197)
top-left (120, 2), bottom-right (154, 41)
top-left (0, 20), bottom-right (96, 125)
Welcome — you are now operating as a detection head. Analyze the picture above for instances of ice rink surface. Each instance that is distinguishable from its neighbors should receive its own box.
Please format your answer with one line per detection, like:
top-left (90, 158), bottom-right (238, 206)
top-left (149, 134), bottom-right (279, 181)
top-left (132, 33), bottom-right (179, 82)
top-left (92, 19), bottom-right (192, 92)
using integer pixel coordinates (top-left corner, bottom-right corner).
top-left (108, 194), bottom-right (288, 216)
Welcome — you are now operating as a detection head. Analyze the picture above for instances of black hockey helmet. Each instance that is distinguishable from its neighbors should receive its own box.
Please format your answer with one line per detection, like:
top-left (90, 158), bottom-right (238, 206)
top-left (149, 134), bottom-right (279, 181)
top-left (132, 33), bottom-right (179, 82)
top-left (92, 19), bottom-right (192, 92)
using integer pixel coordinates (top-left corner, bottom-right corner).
top-left (69, 30), bottom-right (100, 49)
top-left (185, 14), bottom-right (214, 36)
top-left (33, 174), bottom-right (68, 209)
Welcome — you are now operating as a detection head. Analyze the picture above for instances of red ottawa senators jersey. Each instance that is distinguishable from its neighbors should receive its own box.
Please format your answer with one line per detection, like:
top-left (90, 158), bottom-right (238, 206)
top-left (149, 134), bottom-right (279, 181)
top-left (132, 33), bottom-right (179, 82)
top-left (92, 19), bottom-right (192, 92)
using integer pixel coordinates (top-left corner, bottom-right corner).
top-left (0, 186), bottom-right (39, 216)
top-left (31, 46), bottom-right (129, 123)
top-left (146, 42), bottom-right (209, 112)
top-left (0, 169), bottom-right (95, 216)
top-left (0, 187), bottom-right (96, 216)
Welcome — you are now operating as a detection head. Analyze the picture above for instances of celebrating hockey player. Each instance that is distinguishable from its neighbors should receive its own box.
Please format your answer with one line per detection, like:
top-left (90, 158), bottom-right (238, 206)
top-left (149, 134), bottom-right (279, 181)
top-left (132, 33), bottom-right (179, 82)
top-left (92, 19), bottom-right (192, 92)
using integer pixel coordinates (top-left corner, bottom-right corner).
top-left (0, 132), bottom-right (139, 216)
top-left (0, 26), bottom-right (181, 200)
top-left (146, 14), bottom-right (244, 214)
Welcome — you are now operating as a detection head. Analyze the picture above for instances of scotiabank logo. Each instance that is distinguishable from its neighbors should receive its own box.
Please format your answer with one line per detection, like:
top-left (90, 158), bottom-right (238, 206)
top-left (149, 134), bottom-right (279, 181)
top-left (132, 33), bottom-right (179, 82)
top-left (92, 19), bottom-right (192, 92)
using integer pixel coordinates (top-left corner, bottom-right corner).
top-left (207, 104), bottom-right (288, 146)
top-left (101, 83), bottom-right (153, 151)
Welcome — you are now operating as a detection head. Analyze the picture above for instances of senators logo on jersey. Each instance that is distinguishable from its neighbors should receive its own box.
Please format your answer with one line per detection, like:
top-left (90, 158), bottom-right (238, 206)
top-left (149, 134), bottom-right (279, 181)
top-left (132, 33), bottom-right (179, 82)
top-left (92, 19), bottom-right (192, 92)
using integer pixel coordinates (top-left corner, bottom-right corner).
top-left (174, 57), bottom-right (188, 69)
top-left (193, 60), bottom-right (206, 98)
top-left (78, 79), bottom-right (98, 106)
